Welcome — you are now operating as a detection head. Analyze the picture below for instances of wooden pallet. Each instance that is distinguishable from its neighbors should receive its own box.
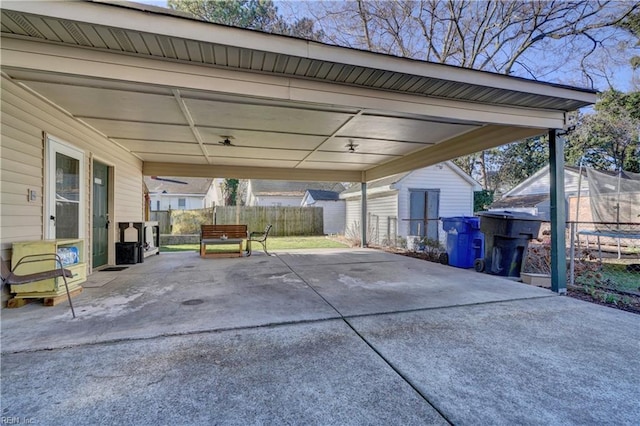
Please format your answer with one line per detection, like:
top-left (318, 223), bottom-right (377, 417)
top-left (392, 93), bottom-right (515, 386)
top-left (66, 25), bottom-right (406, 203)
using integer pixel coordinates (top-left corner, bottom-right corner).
top-left (7, 287), bottom-right (83, 308)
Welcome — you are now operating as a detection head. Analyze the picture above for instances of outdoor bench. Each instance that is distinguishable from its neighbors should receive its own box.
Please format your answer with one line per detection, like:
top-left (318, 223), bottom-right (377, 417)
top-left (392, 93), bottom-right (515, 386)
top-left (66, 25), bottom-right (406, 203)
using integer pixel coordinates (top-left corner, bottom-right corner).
top-left (200, 225), bottom-right (248, 258)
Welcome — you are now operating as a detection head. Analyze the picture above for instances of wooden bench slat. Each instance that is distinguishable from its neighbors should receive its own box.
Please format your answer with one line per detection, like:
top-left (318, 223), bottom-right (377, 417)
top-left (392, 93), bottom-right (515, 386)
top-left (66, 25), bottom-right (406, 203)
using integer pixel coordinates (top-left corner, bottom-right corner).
top-left (200, 225), bottom-right (248, 258)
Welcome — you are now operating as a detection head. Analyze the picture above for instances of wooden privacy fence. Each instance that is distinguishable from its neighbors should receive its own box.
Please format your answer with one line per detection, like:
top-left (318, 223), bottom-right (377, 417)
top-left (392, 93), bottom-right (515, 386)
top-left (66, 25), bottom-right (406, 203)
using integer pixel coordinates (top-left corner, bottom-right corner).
top-left (151, 206), bottom-right (324, 236)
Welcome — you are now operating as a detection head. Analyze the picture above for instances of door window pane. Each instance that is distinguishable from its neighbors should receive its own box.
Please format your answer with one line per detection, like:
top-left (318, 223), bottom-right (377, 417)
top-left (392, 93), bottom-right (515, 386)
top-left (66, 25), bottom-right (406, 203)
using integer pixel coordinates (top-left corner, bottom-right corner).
top-left (55, 152), bottom-right (80, 238)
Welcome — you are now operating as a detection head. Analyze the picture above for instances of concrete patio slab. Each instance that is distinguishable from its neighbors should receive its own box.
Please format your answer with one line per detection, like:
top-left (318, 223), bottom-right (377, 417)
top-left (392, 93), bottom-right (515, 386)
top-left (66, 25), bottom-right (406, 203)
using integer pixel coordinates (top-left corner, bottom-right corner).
top-left (281, 249), bottom-right (554, 317)
top-left (348, 296), bottom-right (640, 425)
top-left (2, 248), bottom-right (639, 424)
top-left (1, 320), bottom-right (447, 425)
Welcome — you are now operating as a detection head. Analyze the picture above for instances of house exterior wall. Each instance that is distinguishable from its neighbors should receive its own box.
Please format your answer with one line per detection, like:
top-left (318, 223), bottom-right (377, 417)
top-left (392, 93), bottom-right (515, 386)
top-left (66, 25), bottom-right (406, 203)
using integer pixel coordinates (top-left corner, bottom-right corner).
top-left (396, 165), bottom-right (474, 243)
top-left (345, 192), bottom-right (398, 244)
top-left (249, 195), bottom-right (303, 207)
top-left (0, 76), bottom-right (143, 264)
top-left (317, 200), bottom-right (346, 235)
top-left (508, 170), bottom-right (588, 197)
top-left (149, 194), bottom-right (206, 211)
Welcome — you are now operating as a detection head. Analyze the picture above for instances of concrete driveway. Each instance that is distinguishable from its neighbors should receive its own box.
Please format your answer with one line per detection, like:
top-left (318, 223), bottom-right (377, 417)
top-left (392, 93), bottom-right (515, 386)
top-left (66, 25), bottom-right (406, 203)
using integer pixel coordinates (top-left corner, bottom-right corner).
top-left (1, 249), bottom-right (639, 425)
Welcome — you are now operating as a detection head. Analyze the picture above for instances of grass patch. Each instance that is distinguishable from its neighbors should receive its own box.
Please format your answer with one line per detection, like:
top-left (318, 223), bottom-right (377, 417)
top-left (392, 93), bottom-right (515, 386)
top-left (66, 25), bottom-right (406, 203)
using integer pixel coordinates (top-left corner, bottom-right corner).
top-left (161, 236), bottom-right (349, 253)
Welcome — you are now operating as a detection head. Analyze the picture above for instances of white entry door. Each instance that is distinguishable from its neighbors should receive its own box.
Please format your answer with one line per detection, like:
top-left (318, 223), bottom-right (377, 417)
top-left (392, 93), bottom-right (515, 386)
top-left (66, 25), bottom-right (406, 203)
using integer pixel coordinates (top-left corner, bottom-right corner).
top-left (46, 136), bottom-right (85, 239)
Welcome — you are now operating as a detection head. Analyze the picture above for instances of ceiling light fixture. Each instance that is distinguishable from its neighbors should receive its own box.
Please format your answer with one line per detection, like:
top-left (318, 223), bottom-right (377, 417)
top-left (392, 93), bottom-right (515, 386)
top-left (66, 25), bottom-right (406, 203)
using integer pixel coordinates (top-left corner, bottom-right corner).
top-left (346, 140), bottom-right (358, 153)
top-left (218, 136), bottom-right (235, 146)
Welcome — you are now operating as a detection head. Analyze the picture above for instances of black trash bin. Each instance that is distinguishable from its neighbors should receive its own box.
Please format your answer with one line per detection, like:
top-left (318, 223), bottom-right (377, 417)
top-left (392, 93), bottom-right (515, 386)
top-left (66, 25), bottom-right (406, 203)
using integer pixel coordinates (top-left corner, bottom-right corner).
top-left (475, 211), bottom-right (542, 277)
top-left (116, 242), bottom-right (139, 265)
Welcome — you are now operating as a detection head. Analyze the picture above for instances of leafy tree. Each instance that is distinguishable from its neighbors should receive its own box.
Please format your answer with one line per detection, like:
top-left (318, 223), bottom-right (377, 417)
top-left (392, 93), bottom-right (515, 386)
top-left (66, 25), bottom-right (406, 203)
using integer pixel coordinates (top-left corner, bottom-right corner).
top-left (620, 11), bottom-right (640, 69)
top-left (222, 178), bottom-right (240, 205)
top-left (168, 0), bottom-right (324, 40)
top-left (494, 137), bottom-right (550, 191)
top-left (473, 190), bottom-right (494, 213)
top-left (566, 89), bottom-right (640, 172)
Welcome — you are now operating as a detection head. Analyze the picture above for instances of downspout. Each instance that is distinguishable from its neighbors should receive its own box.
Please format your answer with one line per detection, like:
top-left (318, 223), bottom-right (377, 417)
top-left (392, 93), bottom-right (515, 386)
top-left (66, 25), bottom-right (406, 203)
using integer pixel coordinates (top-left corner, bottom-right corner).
top-left (549, 129), bottom-right (567, 294)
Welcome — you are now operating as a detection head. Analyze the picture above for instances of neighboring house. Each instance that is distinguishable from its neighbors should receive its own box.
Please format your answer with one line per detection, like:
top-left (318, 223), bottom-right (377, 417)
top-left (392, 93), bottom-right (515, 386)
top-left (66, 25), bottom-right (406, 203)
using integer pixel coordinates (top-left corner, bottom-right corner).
top-left (340, 162), bottom-right (481, 245)
top-left (144, 177), bottom-right (222, 211)
top-left (246, 180), bottom-right (345, 207)
top-left (301, 190), bottom-right (346, 235)
top-left (489, 165), bottom-right (590, 220)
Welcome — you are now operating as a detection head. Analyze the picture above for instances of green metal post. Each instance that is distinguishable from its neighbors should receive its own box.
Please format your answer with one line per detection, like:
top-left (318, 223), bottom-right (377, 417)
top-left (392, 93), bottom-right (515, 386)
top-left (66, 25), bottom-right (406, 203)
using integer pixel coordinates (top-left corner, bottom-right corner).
top-left (549, 129), bottom-right (567, 293)
top-left (361, 182), bottom-right (367, 248)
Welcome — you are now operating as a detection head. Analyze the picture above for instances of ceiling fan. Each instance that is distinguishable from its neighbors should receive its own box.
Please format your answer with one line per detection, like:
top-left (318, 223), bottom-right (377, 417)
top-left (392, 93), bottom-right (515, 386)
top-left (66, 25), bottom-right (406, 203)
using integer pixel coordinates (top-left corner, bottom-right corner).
top-left (346, 140), bottom-right (359, 153)
top-left (150, 176), bottom-right (188, 184)
top-left (218, 136), bottom-right (235, 146)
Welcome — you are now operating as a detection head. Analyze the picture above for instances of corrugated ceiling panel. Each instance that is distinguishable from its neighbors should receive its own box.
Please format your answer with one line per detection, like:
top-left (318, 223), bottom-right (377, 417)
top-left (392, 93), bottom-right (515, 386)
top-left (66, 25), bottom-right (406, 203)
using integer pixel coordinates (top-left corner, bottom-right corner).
top-left (284, 56), bottom-right (301, 74)
top-left (336, 65), bottom-right (356, 83)
top-left (127, 31), bottom-right (152, 55)
top-left (60, 21), bottom-right (91, 46)
top-left (157, 35), bottom-right (177, 59)
top-left (370, 71), bottom-right (396, 88)
top-left (44, 19), bottom-right (77, 44)
top-left (273, 54), bottom-right (289, 73)
top-left (239, 48), bottom-right (253, 69)
top-left (305, 60), bottom-right (323, 77)
top-left (141, 33), bottom-right (164, 57)
top-left (0, 11), bottom-right (592, 111)
top-left (77, 23), bottom-right (107, 49)
top-left (293, 58), bottom-right (312, 76)
top-left (226, 47), bottom-right (241, 68)
top-left (262, 52), bottom-right (277, 72)
top-left (380, 73), bottom-right (404, 89)
top-left (396, 75), bottom-right (420, 92)
top-left (94, 26), bottom-right (122, 51)
top-left (112, 28), bottom-right (136, 53)
top-left (26, 16), bottom-right (59, 41)
top-left (200, 42), bottom-right (214, 63)
top-left (171, 38), bottom-right (191, 61)
top-left (185, 40), bottom-right (203, 62)
top-left (352, 68), bottom-right (375, 85)
top-left (5, 12), bottom-right (43, 38)
top-left (324, 64), bottom-right (343, 81)
top-left (363, 69), bottom-right (386, 86)
top-left (213, 45), bottom-right (227, 65)
top-left (250, 50), bottom-right (266, 70)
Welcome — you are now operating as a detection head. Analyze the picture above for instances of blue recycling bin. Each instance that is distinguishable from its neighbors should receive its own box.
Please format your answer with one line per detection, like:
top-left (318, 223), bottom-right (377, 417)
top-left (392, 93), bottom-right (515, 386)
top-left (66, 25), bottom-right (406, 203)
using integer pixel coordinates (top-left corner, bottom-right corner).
top-left (441, 216), bottom-right (485, 268)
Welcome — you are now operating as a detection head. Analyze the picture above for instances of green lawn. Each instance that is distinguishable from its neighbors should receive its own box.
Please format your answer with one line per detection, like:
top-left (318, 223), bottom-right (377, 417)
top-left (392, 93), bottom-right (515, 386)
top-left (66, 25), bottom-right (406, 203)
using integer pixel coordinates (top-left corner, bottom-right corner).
top-left (161, 236), bottom-right (350, 252)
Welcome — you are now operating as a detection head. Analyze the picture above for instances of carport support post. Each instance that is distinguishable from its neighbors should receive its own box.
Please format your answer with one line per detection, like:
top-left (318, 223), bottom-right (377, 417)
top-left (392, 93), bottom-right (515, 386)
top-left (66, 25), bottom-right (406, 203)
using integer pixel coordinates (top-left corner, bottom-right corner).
top-left (361, 182), bottom-right (367, 248)
top-left (549, 129), bottom-right (567, 294)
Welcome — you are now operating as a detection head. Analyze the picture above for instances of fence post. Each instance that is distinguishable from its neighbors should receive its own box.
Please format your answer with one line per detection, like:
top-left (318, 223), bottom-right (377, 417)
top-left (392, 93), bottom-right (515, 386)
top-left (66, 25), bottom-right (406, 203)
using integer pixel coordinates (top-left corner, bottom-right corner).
top-left (569, 221), bottom-right (576, 286)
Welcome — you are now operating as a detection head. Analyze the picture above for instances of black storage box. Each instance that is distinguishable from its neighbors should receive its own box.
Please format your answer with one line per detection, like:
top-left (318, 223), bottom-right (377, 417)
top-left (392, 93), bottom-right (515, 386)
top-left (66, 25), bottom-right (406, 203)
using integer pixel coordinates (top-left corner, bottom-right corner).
top-left (116, 242), bottom-right (139, 265)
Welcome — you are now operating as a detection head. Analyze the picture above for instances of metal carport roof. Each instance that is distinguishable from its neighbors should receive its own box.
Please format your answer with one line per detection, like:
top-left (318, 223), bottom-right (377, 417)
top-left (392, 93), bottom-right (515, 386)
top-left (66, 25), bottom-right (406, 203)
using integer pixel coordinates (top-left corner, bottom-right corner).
top-left (0, 0), bottom-right (596, 184)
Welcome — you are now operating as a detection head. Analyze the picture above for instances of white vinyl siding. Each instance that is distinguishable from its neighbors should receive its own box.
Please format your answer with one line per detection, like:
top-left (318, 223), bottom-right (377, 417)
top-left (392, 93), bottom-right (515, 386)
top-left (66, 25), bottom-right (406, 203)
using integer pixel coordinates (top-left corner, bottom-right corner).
top-left (251, 195), bottom-right (303, 207)
top-left (345, 192), bottom-right (398, 244)
top-left (316, 200), bottom-right (346, 235)
top-left (508, 169), bottom-right (588, 197)
top-left (0, 76), bottom-right (143, 263)
top-left (397, 166), bottom-right (474, 244)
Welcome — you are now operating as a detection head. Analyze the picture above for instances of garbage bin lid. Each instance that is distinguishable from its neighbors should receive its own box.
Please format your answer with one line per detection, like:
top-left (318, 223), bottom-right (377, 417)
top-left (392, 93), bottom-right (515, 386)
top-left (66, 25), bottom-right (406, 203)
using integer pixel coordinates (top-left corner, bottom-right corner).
top-left (477, 210), bottom-right (540, 221)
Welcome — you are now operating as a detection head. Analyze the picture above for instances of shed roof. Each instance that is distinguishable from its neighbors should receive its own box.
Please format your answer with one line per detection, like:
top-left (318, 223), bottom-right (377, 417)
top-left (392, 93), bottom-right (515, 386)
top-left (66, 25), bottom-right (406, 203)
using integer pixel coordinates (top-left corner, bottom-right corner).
top-left (305, 190), bottom-right (342, 201)
top-left (250, 181), bottom-right (345, 197)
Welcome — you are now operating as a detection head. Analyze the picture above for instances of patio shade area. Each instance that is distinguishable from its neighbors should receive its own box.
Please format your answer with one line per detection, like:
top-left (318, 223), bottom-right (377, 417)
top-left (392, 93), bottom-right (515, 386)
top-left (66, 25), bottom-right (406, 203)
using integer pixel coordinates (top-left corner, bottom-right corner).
top-left (0, 1), bottom-right (596, 183)
top-left (1, 250), bottom-right (638, 424)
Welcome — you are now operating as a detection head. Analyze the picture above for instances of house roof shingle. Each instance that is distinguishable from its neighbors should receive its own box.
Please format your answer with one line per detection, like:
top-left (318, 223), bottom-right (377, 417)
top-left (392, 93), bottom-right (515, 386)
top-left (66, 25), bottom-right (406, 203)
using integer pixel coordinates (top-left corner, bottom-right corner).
top-left (306, 189), bottom-right (341, 201)
top-left (250, 180), bottom-right (345, 197)
top-left (144, 176), bottom-right (214, 194)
